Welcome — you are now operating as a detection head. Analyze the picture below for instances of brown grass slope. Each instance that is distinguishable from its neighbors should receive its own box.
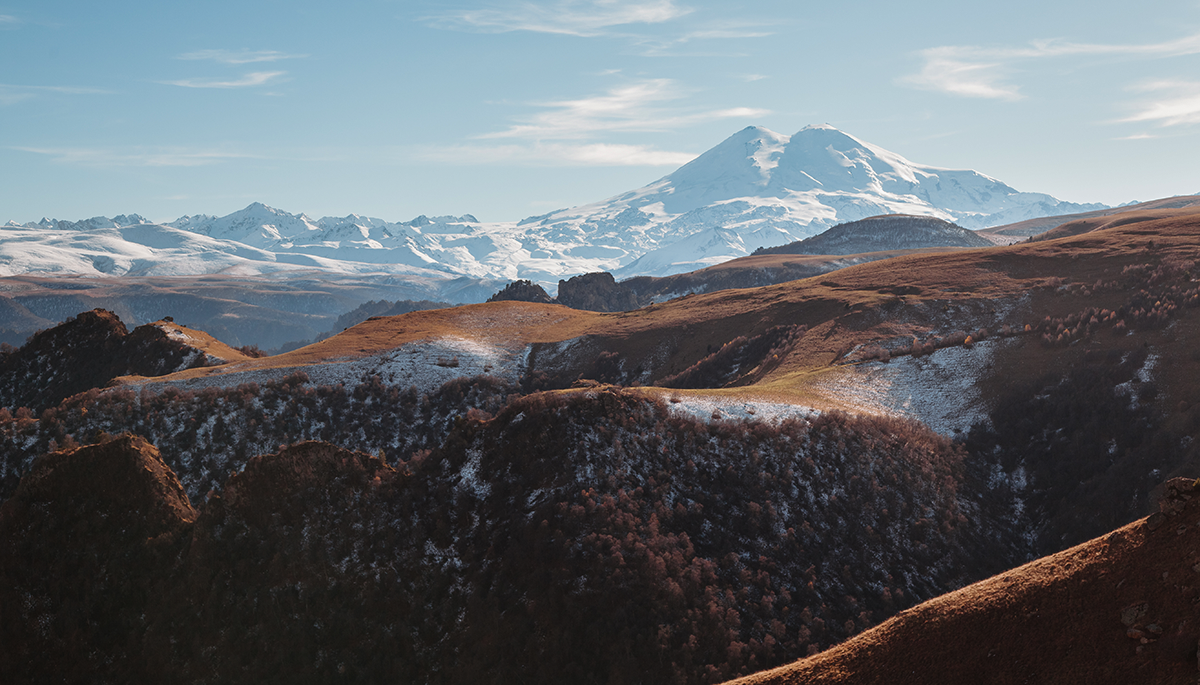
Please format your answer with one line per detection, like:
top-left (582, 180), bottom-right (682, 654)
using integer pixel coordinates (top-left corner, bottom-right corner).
top-left (725, 477), bottom-right (1200, 685)
top-left (982, 195), bottom-right (1200, 238)
top-left (0, 309), bottom-right (253, 412)
top-left (1034, 204), bottom-right (1200, 242)
top-left (122, 204), bottom-right (1200, 413)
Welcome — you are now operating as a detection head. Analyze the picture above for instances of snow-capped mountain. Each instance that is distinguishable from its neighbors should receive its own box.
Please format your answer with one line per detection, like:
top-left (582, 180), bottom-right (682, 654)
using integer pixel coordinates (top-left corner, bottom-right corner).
top-left (2, 125), bottom-right (1105, 285)
top-left (534, 124), bottom-right (1105, 276)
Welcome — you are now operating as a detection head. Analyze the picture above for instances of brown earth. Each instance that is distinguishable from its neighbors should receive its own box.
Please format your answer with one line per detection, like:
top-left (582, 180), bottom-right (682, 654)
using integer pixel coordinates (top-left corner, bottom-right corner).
top-left (980, 195), bottom-right (1200, 238)
top-left (0, 309), bottom-right (253, 412)
top-left (724, 477), bottom-right (1200, 685)
top-left (120, 205), bottom-right (1200, 419)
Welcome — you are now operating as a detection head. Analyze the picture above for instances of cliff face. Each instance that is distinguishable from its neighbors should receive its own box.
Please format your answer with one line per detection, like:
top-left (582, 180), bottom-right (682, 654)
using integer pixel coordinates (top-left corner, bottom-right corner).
top-left (556, 272), bottom-right (640, 312)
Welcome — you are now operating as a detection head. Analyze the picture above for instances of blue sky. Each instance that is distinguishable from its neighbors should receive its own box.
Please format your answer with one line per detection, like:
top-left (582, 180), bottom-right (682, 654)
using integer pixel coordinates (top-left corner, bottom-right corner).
top-left (2, 0), bottom-right (1199, 223)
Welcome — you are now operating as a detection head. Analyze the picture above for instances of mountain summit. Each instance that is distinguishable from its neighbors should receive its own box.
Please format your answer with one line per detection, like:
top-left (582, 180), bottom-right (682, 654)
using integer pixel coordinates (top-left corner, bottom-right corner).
top-left (524, 124), bottom-right (1104, 276)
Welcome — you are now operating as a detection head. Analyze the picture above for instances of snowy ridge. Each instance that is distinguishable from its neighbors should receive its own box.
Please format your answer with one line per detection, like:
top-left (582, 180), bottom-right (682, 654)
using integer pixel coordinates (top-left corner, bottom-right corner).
top-left (4, 125), bottom-right (1105, 285)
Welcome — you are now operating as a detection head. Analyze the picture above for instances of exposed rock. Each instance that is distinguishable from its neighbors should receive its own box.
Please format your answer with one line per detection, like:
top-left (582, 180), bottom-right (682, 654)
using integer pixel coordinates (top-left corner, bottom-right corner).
top-left (487, 279), bottom-right (555, 304)
top-left (0, 309), bottom-right (227, 412)
top-left (555, 272), bottom-right (639, 312)
top-left (1158, 477), bottom-right (1198, 516)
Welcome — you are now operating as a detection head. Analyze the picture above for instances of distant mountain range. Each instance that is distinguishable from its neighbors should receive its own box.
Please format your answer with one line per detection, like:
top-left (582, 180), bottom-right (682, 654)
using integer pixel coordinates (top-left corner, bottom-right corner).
top-left (3, 125), bottom-right (1105, 285)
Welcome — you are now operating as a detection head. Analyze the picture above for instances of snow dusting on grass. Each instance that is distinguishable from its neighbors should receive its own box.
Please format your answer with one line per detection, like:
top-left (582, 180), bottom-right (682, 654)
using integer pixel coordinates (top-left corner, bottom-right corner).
top-left (665, 394), bottom-right (819, 424)
top-left (812, 339), bottom-right (1002, 436)
top-left (123, 335), bottom-right (528, 394)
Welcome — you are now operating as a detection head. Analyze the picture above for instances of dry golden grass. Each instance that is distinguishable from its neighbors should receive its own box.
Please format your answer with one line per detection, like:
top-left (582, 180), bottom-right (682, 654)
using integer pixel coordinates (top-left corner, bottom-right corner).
top-left (152, 321), bottom-right (254, 362)
top-left (128, 205), bottom-right (1200, 417)
top-left (987, 194), bottom-right (1200, 237)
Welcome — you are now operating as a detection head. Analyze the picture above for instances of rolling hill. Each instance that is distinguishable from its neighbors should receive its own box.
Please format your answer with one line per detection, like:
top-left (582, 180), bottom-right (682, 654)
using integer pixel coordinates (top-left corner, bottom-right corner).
top-left (73, 200), bottom-right (1198, 556)
top-left (751, 215), bottom-right (995, 256)
top-left (724, 477), bottom-right (1200, 685)
top-left (4, 195), bottom-right (1200, 683)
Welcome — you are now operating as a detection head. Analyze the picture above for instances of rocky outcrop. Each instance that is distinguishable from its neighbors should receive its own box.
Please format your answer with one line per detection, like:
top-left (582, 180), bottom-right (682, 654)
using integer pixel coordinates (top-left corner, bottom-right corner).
top-left (487, 279), bottom-right (554, 304)
top-left (0, 309), bottom-right (221, 412)
top-left (556, 272), bottom-right (640, 312)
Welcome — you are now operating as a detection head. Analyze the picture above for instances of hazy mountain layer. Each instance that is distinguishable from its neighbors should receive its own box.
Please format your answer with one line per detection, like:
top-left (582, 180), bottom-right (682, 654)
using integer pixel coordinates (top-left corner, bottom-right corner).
top-left (4, 126), bottom-right (1104, 284)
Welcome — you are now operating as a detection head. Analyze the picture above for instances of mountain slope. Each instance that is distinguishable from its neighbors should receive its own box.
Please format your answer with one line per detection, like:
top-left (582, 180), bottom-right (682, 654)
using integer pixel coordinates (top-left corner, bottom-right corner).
top-left (980, 195), bottom-right (1200, 238)
top-left (0, 390), bottom-right (1011, 684)
top-left (725, 477), bottom-right (1200, 685)
top-left (6, 125), bottom-right (1104, 283)
top-left (0, 309), bottom-right (252, 412)
top-left (753, 214), bottom-right (994, 256)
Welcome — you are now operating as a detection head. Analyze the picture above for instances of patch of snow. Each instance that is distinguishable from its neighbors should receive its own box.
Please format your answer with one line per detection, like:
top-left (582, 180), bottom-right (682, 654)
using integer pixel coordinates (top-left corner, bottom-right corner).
top-left (665, 395), bottom-right (819, 424)
top-left (458, 448), bottom-right (490, 498)
top-left (119, 334), bottom-right (531, 396)
top-left (811, 339), bottom-right (1002, 436)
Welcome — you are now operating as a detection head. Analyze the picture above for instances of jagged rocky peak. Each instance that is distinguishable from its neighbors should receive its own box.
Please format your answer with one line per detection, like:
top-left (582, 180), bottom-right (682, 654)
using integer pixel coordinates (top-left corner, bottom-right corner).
top-left (487, 279), bottom-right (555, 304)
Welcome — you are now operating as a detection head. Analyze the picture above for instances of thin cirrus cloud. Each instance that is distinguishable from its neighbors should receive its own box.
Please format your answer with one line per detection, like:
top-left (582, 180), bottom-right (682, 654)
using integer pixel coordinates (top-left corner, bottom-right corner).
top-left (902, 31), bottom-right (1200, 101)
top-left (417, 141), bottom-right (697, 166)
top-left (0, 83), bottom-right (112, 106)
top-left (480, 78), bottom-right (769, 140)
top-left (163, 71), bottom-right (287, 89)
top-left (432, 0), bottom-right (691, 36)
top-left (1120, 79), bottom-right (1200, 127)
top-left (424, 78), bottom-right (766, 166)
top-left (14, 146), bottom-right (260, 167)
top-left (176, 49), bottom-right (307, 64)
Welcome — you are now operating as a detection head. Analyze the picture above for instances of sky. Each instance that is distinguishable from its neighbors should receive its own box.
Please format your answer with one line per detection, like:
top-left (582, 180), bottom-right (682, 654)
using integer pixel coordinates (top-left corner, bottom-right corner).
top-left (2, 0), bottom-right (1199, 224)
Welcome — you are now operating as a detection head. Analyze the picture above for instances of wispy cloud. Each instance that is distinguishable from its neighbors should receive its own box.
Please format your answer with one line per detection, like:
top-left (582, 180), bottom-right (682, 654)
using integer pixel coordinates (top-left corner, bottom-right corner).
top-left (1120, 79), bottom-right (1200, 127)
top-left (628, 25), bottom-right (773, 57)
top-left (902, 31), bottom-right (1200, 100)
top-left (432, 0), bottom-right (690, 36)
top-left (13, 146), bottom-right (260, 167)
top-left (901, 49), bottom-right (1022, 100)
top-left (0, 14), bottom-right (18, 26)
top-left (176, 49), bottom-right (306, 64)
top-left (426, 77), bottom-right (764, 167)
top-left (0, 83), bottom-right (112, 106)
top-left (481, 78), bottom-right (769, 140)
top-left (163, 71), bottom-right (286, 89)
